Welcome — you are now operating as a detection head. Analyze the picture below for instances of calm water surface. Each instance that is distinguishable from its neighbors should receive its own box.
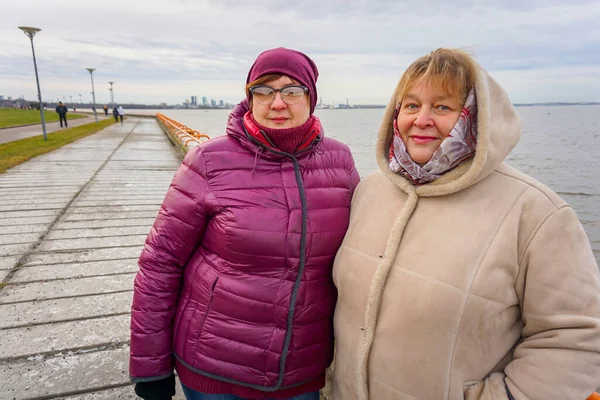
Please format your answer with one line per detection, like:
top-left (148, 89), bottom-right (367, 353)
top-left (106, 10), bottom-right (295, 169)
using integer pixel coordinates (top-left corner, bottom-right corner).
top-left (136, 106), bottom-right (600, 264)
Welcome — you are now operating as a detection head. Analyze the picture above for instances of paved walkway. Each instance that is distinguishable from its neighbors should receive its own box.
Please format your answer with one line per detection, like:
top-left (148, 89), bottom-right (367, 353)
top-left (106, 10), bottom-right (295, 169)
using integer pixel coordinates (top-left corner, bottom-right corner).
top-left (0, 118), bottom-right (186, 399)
top-left (0, 114), bottom-right (111, 145)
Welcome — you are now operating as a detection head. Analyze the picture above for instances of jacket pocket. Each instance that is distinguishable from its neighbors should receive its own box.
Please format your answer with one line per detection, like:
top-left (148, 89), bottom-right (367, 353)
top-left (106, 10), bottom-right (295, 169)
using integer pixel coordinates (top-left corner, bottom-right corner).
top-left (198, 276), bottom-right (219, 338)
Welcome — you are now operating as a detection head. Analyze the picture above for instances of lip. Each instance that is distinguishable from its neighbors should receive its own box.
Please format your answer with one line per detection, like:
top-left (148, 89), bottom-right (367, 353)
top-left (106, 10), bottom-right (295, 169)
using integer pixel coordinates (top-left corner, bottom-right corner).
top-left (270, 117), bottom-right (289, 124)
top-left (410, 135), bottom-right (439, 145)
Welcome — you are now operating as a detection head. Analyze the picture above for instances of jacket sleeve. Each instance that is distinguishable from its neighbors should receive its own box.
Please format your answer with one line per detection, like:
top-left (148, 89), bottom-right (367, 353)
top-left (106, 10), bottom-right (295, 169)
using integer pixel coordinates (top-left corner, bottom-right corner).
top-left (344, 145), bottom-right (361, 193)
top-left (129, 146), bottom-right (214, 382)
top-left (467, 206), bottom-right (600, 400)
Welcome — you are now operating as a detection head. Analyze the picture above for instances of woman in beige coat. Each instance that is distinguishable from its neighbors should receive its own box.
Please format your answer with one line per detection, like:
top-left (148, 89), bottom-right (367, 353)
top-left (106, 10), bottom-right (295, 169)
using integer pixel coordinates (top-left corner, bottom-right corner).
top-left (331, 48), bottom-right (600, 400)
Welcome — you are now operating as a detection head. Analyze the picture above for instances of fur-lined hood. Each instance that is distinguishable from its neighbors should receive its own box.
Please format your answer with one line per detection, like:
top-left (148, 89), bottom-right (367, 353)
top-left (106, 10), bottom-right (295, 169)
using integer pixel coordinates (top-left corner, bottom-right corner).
top-left (376, 68), bottom-right (522, 196)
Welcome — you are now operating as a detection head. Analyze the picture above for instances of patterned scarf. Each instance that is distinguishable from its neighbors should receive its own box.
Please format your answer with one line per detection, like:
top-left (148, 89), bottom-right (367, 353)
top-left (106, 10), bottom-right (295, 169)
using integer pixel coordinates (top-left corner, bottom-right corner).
top-left (389, 89), bottom-right (478, 185)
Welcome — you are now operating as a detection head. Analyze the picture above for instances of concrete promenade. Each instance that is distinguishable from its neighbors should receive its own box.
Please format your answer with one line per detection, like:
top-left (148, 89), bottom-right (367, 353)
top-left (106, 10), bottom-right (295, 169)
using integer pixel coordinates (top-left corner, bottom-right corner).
top-left (0, 118), bottom-right (185, 399)
top-left (0, 114), bottom-right (111, 145)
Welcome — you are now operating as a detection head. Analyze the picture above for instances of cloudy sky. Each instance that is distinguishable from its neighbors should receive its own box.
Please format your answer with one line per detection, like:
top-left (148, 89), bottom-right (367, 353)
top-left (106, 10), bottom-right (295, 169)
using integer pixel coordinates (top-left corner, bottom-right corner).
top-left (3, 0), bottom-right (600, 106)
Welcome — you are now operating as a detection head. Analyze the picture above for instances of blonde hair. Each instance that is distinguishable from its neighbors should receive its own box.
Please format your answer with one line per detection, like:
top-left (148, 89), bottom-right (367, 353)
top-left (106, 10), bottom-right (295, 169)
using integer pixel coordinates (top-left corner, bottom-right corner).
top-left (396, 48), bottom-right (478, 105)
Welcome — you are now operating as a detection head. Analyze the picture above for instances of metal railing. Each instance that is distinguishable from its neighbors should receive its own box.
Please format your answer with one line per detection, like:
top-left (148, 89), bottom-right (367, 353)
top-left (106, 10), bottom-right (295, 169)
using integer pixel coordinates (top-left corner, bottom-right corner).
top-left (156, 113), bottom-right (210, 149)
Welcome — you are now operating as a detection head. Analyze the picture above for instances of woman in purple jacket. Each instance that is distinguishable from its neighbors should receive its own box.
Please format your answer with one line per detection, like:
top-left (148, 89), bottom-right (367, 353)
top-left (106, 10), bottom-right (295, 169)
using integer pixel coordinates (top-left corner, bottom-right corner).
top-left (130, 47), bottom-right (360, 400)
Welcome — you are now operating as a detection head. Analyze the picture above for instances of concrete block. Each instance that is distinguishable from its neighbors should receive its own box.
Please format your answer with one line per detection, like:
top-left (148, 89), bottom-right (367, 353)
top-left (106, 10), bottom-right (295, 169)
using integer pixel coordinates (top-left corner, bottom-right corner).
top-left (0, 314), bottom-right (130, 360)
top-left (0, 269), bottom-right (8, 281)
top-left (12, 259), bottom-right (139, 283)
top-left (0, 345), bottom-right (130, 400)
top-left (0, 256), bottom-right (21, 270)
top-left (36, 235), bottom-right (146, 252)
top-left (46, 227), bottom-right (150, 240)
top-left (0, 215), bottom-right (56, 225)
top-left (66, 205), bottom-right (160, 214)
top-left (0, 291), bottom-right (133, 329)
top-left (60, 211), bottom-right (159, 221)
top-left (0, 233), bottom-right (42, 245)
top-left (0, 209), bottom-right (60, 218)
top-left (52, 218), bottom-right (155, 230)
top-left (0, 194), bottom-right (73, 203)
top-left (0, 242), bottom-right (34, 257)
top-left (23, 247), bottom-right (143, 266)
top-left (73, 197), bottom-right (164, 204)
top-left (0, 224), bottom-right (47, 235)
top-left (0, 200), bottom-right (69, 209)
top-left (0, 273), bottom-right (135, 304)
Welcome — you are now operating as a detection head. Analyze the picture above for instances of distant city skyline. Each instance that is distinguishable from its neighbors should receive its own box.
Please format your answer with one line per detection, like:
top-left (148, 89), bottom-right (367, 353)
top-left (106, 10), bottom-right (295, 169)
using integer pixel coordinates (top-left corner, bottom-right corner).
top-left (3, 0), bottom-right (600, 105)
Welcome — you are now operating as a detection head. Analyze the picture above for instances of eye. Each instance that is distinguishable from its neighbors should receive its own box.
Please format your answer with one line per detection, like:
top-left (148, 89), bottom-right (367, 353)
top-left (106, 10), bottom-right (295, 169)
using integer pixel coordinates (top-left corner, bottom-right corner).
top-left (251, 86), bottom-right (274, 97)
top-left (281, 86), bottom-right (305, 98)
top-left (404, 103), bottom-right (419, 109)
top-left (436, 104), bottom-right (451, 111)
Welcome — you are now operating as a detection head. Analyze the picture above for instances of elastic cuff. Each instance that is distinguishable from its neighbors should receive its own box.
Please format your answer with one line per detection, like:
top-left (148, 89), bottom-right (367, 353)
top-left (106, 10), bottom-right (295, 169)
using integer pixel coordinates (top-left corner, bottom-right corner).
top-left (130, 372), bottom-right (174, 383)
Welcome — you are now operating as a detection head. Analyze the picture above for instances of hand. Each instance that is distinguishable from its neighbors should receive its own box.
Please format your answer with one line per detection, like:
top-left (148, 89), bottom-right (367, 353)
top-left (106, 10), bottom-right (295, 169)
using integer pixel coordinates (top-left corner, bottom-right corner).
top-left (134, 374), bottom-right (176, 400)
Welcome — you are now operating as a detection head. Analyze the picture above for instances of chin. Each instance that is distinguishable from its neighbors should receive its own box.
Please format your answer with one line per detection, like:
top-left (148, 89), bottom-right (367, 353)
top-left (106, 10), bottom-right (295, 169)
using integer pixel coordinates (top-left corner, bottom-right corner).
top-left (409, 151), bottom-right (434, 165)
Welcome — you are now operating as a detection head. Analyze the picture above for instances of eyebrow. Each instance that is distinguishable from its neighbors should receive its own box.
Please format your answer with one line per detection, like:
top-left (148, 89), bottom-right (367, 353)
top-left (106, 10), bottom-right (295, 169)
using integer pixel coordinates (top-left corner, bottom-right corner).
top-left (404, 93), bottom-right (457, 103)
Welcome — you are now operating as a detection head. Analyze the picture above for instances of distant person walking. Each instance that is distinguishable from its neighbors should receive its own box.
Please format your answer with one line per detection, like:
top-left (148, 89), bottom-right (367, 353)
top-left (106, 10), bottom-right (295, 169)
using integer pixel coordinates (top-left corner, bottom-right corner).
top-left (55, 102), bottom-right (68, 128)
top-left (112, 107), bottom-right (119, 122)
top-left (103, 105), bottom-right (108, 116)
top-left (117, 105), bottom-right (125, 124)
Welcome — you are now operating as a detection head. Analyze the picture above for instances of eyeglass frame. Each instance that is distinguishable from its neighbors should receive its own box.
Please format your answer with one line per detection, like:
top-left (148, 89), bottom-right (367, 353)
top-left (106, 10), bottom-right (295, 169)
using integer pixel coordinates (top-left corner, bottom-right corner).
top-left (248, 85), bottom-right (309, 105)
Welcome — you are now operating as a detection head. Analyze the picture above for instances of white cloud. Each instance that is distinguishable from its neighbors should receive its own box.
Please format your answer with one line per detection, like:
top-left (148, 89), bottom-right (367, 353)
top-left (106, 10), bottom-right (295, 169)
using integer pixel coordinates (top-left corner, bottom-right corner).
top-left (2, 0), bottom-right (599, 104)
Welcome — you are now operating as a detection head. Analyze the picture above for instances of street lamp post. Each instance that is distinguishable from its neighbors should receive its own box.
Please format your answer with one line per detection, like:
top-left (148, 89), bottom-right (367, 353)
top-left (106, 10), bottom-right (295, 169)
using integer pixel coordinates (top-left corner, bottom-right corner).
top-left (108, 81), bottom-right (115, 106)
top-left (18, 26), bottom-right (47, 140)
top-left (86, 68), bottom-right (98, 123)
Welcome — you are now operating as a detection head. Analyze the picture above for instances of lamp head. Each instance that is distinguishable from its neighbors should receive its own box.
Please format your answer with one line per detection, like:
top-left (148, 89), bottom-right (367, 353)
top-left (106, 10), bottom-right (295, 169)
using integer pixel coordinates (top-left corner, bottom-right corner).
top-left (18, 26), bottom-right (41, 38)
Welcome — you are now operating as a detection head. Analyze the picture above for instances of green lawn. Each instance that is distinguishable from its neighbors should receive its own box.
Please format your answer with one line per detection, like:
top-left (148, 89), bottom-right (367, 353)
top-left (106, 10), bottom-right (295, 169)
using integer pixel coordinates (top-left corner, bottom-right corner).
top-left (0, 118), bottom-right (116, 174)
top-left (0, 108), bottom-right (86, 128)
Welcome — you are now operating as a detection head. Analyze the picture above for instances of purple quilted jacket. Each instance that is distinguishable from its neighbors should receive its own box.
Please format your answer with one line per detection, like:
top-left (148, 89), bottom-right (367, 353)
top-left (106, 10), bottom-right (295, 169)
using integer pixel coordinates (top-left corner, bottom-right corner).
top-left (130, 103), bottom-right (360, 391)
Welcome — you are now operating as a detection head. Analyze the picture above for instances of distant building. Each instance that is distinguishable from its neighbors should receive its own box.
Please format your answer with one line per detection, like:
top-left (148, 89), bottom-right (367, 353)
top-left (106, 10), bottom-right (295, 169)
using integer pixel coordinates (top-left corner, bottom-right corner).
top-left (0, 95), bottom-right (4, 101)
top-left (211, 99), bottom-right (216, 106)
top-left (184, 99), bottom-right (190, 107)
top-left (219, 100), bottom-right (224, 107)
top-left (7, 96), bottom-right (12, 101)
top-left (202, 96), bottom-right (208, 106)
top-left (191, 96), bottom-right (197, 106)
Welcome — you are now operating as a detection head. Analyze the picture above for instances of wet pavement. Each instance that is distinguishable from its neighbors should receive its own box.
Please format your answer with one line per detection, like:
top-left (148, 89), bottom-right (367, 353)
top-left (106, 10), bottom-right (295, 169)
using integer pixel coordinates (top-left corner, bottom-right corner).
top-left (0, 118), bottom-right (186, 399)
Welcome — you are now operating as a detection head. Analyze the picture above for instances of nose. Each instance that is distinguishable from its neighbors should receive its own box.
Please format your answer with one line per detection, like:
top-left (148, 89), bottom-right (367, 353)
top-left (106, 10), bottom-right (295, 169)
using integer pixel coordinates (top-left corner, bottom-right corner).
top-left (270, 91), bottom-right (287, 110)
top-left (413, 107), bottom-right (433, 128)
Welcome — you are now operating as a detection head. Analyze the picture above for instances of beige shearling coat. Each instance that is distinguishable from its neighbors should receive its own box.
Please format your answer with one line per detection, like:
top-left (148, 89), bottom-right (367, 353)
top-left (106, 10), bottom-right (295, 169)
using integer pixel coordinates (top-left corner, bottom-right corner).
top-left (331, 69), bottom-right (600, 400)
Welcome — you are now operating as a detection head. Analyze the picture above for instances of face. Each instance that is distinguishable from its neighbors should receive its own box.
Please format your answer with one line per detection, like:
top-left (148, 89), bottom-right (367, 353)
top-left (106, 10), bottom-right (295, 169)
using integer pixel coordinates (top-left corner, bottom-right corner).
top-left (396, 79), bottom-right (463, 164)
top-left (251, 76), bottom-right (311, 129)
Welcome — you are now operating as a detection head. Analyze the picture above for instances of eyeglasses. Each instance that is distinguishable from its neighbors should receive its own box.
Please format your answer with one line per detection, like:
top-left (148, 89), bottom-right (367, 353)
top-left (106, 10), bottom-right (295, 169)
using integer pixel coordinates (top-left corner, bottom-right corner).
top-left (249, 85), bottom-right (309, 105)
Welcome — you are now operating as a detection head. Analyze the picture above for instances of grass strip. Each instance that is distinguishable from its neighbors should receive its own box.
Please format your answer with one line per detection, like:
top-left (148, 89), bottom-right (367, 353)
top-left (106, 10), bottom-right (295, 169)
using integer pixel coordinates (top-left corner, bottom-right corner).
top-left (0, 108), bottom-right (86, 128)
top-left (0, 118), bottom-right (116, 174)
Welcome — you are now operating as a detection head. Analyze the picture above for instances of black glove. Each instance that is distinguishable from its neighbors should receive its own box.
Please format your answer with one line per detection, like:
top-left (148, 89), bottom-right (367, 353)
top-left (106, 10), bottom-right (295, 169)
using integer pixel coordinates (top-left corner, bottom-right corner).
top-left (134, 374), bottom-right (176, 400)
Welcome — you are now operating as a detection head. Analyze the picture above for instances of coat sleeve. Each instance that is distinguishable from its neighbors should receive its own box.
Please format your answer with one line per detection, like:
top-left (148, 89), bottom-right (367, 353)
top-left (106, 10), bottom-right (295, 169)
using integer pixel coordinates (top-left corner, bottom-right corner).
top-left (467, 206), bottom-right (600, 400)
top-left (129, 146), bottom-right (215, 382)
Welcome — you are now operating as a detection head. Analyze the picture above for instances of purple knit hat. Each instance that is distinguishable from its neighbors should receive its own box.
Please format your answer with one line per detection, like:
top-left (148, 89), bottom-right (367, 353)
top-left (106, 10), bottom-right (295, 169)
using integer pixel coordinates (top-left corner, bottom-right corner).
top-left (246, 47), bottom-right (319, 114)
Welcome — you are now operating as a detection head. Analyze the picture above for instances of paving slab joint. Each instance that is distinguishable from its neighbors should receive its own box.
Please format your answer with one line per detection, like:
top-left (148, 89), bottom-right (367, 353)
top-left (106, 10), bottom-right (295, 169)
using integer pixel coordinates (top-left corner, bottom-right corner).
top-left (1, 310), bottom-right (132, 331)
top-left (20, 382), bottom-right (133, 400)
top-left (0, 340), bottom-right (131, 363)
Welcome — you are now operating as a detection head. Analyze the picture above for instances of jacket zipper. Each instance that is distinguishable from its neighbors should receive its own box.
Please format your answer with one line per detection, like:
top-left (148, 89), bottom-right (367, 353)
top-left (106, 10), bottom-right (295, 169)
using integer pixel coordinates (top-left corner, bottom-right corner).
top-left (243, 125), bottom-right (313, 389)
top-left (198, 276), bottom-right (219, 336)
